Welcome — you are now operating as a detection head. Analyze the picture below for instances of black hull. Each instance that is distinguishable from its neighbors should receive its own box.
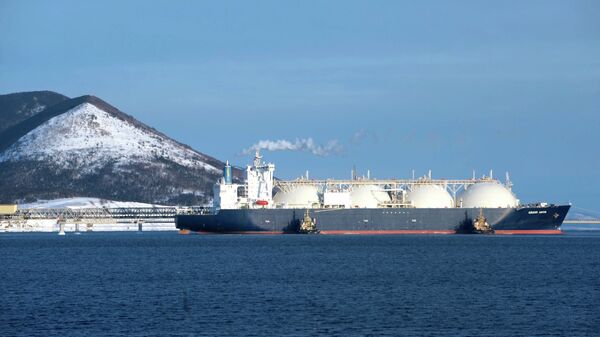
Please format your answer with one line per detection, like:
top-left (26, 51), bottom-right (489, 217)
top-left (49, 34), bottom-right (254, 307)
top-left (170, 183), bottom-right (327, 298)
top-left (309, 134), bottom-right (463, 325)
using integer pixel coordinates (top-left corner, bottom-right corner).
top-left (176, 205), bottom-right (570, 234)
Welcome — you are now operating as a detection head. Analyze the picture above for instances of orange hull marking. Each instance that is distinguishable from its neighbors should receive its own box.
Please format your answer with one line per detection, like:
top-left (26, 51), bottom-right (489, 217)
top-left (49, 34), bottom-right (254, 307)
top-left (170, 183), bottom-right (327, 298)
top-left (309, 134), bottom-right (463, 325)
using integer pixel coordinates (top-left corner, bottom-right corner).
top-left (494, 230), bottom-right (563, 235)
top-left (194, 231), bottom-right (285, 235)
top-left (319, 230), bottom-right (456, 235)
top-left (187, 229), bottom-right (563, 235)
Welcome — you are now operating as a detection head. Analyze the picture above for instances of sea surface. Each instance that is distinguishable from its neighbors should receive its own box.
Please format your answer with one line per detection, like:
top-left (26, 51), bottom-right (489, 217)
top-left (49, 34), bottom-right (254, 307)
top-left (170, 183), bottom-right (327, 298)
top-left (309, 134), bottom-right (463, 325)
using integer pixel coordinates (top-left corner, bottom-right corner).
top-left (1, 232), bottom-right (600, 336)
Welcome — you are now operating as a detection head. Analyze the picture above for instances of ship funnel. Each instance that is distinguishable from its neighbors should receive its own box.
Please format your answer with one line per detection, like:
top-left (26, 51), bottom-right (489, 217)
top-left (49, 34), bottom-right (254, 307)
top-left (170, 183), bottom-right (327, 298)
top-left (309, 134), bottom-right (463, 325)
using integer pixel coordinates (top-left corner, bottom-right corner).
top-left (223, 161), bottom-right (232, 184)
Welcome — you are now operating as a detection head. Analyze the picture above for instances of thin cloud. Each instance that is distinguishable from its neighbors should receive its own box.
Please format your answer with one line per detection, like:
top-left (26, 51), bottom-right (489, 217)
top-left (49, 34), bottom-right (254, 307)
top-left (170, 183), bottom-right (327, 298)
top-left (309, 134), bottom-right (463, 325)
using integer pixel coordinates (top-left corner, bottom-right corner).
top-left (351, 129), bottom-right (379, 144)
top-left (242, 138), bottom-right (343, 157)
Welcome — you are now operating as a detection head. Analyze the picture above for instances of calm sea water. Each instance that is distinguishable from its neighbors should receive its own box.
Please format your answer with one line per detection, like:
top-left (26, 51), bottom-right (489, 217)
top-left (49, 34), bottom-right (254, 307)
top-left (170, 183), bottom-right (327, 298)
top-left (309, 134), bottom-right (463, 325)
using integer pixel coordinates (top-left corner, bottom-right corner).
top-left (1, 232), bottom-right (600, 336)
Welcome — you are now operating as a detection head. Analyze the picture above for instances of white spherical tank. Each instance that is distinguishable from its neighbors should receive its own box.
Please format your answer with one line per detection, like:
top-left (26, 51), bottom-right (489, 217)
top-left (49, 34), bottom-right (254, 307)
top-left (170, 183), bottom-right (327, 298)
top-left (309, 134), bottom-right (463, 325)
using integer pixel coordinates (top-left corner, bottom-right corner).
top-left (407, 184), bottom-right (454, 208)
top-left (273, 185), bottom-right (320, 208)
top-left (459, 182), bottom-right (518, 208)
top-left (350, 185), bottom-right (391, 208)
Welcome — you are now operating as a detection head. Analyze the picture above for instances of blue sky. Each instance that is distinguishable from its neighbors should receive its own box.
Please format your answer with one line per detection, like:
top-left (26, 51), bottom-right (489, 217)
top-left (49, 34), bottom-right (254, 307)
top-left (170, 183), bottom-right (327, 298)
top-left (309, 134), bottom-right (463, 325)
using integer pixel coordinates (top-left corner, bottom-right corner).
top-left (1, 1), bottom-right (599, 210)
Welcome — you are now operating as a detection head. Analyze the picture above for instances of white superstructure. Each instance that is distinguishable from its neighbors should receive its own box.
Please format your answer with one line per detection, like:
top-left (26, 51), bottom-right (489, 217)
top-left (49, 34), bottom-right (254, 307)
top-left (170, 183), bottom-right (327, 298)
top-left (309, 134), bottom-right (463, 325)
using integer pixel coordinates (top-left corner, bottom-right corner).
top-left (213, 181), bottom-right (239, 210)
top-left (245, 151), bottom-right (275, 207)
top-left (323, 189), bottom-right (351, 208)
top-left (212, 151), bottom-right (275, 210)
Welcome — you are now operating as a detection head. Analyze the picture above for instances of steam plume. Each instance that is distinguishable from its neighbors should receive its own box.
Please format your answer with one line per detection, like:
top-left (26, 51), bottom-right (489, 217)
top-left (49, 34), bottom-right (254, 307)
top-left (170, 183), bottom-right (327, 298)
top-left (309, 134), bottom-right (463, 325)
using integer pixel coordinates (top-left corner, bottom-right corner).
top-left (242, 138), bottom-right (343, 157)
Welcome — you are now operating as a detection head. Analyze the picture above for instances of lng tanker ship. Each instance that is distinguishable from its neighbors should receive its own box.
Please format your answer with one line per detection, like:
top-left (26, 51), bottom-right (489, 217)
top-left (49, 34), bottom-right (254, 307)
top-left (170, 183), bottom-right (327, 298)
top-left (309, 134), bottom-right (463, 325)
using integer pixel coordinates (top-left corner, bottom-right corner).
top-left (176, 152), bottom-right (570, 234)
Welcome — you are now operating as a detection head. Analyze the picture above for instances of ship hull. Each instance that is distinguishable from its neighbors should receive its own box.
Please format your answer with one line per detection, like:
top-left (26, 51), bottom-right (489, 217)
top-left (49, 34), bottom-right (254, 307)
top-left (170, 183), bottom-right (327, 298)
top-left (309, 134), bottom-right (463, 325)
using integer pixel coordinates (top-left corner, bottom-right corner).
top-left (176, 205), bottom-right (570, 235)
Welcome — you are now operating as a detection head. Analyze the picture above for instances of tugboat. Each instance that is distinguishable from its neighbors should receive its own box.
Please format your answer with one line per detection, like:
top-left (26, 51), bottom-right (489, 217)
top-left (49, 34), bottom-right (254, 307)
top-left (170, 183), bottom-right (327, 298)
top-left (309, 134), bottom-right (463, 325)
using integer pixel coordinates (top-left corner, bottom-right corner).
top-left (472, 208), bottom-right (494, 234)
top-left (456, 209), bottom-right (495, 234)
top-left (299, 209), bottom-right (319, 234)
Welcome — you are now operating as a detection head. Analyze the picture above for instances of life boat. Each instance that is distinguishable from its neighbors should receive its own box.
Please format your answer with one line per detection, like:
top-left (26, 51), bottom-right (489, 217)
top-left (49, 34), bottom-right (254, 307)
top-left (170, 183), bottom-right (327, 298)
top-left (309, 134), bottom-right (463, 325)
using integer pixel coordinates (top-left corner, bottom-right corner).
top-left (255, 200), bottom-right (269, 206)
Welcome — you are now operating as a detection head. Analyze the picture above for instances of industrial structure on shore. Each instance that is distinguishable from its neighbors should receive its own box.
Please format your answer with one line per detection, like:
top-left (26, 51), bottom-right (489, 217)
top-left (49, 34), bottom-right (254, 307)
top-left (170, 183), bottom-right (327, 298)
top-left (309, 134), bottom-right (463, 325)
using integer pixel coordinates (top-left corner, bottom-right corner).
top-left (0, 206), bottom-right (205, 233)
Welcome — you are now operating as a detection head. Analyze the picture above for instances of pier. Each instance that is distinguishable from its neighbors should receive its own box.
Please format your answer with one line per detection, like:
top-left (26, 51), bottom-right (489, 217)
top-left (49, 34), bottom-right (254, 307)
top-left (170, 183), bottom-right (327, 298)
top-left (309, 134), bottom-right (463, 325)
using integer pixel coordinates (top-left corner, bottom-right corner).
top-left (7, 206), bottom-right (210, 221)
top-left (0, 207), bottom-right (210, 233)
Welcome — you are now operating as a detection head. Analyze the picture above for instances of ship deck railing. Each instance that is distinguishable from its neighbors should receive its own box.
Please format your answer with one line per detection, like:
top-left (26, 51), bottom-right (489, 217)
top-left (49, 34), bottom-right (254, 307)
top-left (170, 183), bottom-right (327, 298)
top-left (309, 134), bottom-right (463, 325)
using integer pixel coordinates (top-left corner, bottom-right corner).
top-left (275, 178), bottom-right (500, 189)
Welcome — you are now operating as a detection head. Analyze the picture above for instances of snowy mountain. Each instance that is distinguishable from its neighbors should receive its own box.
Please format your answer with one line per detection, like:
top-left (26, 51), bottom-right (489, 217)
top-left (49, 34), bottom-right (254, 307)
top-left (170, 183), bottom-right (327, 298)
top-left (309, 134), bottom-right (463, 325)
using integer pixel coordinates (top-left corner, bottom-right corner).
top-left (0, 92), bottom-right (241, 205)
top-left (1, 102), bottom-right (220, 174)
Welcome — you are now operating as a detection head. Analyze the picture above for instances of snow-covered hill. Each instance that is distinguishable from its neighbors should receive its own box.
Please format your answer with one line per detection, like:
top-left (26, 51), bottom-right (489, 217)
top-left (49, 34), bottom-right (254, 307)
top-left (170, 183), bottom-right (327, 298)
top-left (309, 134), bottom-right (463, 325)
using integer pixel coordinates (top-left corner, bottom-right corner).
top-left (0, 102), bottom-right (220, 174)
top-left (0, 93), bottom-right (241, 205)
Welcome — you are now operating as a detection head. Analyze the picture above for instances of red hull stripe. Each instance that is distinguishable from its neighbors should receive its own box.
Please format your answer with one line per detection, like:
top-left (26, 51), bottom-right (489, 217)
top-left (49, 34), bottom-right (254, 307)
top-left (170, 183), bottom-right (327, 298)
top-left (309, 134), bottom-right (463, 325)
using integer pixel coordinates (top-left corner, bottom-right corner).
top-left (195, 231), bottom-right (285, 235)
top-left (319, 230), bottom-right (455, 235)
top-left (190, 229), bottom-right (563, 235)
top-left (494, 230), bottom-right (563, 235)
top-left (193, 230), bottom-right (456, 235)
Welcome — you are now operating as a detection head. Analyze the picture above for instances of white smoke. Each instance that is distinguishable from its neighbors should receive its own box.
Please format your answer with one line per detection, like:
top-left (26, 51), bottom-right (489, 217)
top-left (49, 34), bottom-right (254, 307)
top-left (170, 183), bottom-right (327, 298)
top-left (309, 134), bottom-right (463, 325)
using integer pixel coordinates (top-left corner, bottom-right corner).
top-left (351, 128), bottom-right (379, 144)
top-left (351, 129), bottom-right (369, 144)
top-left (242, 138), bottom-right (343, 157)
